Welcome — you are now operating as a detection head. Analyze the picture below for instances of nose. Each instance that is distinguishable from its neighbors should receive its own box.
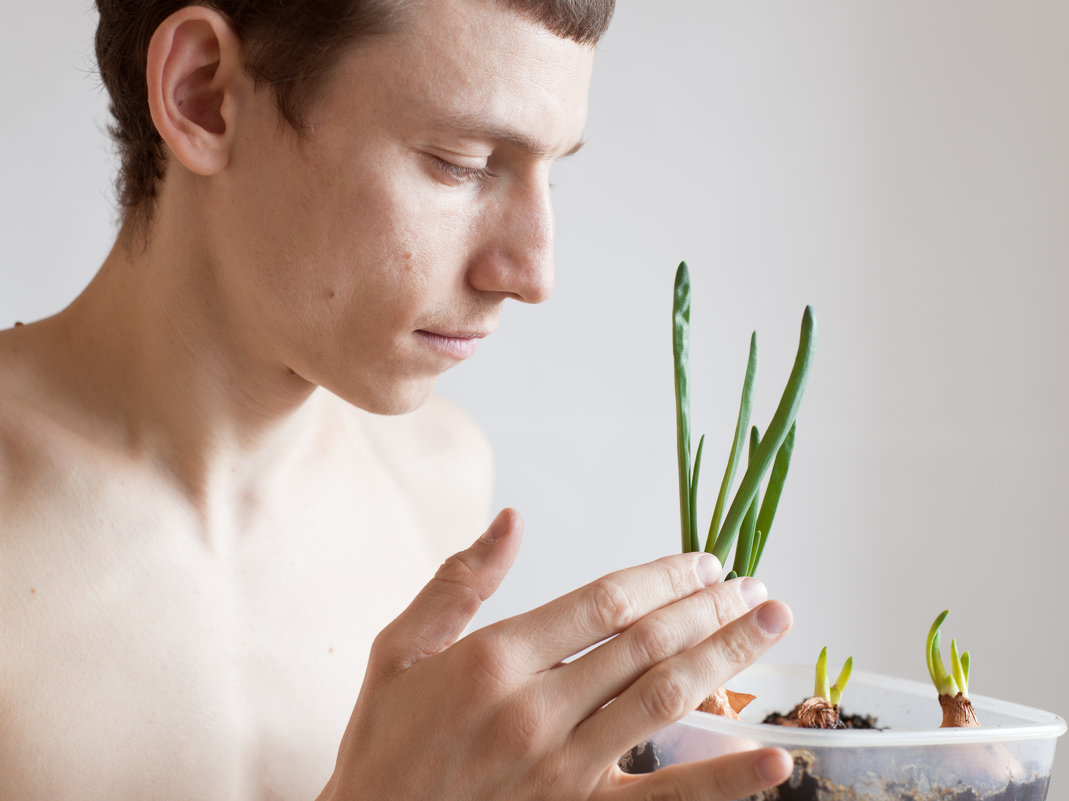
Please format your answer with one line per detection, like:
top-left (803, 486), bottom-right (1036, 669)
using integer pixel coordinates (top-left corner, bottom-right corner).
top-left (467, 177), bottom-right (555, 304)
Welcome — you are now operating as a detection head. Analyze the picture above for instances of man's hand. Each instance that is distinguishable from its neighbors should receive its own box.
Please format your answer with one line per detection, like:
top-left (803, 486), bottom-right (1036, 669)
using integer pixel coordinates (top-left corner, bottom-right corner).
top-left (319, 508), bottom-right (794, 801)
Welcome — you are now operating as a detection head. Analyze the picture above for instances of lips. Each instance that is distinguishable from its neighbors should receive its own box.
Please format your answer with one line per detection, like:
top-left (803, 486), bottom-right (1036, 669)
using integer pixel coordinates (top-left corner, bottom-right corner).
top-left (414, 329), bottom-right (488, 360)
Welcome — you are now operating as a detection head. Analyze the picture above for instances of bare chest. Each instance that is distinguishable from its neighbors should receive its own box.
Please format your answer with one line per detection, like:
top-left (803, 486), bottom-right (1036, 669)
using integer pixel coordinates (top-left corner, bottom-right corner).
top-left (0, 469), bottom-right (441, 801)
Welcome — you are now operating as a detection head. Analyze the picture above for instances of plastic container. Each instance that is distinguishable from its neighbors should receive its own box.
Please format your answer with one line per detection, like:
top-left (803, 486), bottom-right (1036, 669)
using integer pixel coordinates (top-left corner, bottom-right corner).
top-left (634, 663), bottom-right (1066, 800)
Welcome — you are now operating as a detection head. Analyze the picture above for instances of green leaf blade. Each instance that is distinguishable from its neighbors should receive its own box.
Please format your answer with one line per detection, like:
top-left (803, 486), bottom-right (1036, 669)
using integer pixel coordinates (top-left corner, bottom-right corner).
top-left (926, 610), bottom-right (949, 686)
top-left (831, 656), bottom-right (853, 706)
top-left (732, 426), bottom-right (761, 576)
top-left (706, 332), bottom-right (758, 553)
top-left (673, 262), bottom-right (693, 553)
top-left (927, 610), bottom-right (958, 695)
top-left (749, 422), bottom-right (797, 575)
top-left (951, 639), bottom-right (967, 697)
top-left (712, 306), bottom-right (816, 564)
top-left (688, 434), bottom-right (705, 553)
top-left (815, 646), bottom-right (830, 701)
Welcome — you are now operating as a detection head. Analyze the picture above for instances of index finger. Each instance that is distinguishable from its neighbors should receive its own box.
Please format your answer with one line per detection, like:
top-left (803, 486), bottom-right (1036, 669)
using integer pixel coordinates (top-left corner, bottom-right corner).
top-left (492, 552), bottom-right (722, 671)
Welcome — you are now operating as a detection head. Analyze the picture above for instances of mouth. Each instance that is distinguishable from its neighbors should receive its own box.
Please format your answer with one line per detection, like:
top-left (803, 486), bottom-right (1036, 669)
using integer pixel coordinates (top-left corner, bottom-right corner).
top-left (414, 329), bottom-right (490, 360)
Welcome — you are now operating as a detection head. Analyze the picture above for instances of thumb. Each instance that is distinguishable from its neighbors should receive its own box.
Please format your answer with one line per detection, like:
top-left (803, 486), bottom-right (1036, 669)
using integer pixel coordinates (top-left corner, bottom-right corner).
top-left (375, 508), bottom-right (523, 671)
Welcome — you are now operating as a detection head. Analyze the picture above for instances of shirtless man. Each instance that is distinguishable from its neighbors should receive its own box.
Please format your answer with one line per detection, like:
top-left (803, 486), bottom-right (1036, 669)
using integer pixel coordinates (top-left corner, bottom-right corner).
top-left (0, 1), bottom-right (795, 798)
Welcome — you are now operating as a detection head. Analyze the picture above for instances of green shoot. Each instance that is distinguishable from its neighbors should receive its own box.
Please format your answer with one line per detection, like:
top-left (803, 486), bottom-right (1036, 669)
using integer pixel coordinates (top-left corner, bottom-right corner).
top-left (671, 261), bottom-right (815, 576)
top-left (749, 423), bottom-right (796, 575)
top-left (731, 426), bottom-right (761, 577)
top-left (709, 305), bottom-right (815, 566)
top-left (709, 332), bottom-right (758, 544)
top-left (688, 434), bottom-right (705, 555)
top-left (673, 264), bottom-right (695, 553)
top-left (927, 610), bottom-right (970, 697)
top-left (815, 646), bottom-right (829, 700)
top-left (831, 656), bottom-right (853, 706)
top-left (814, 646), bottom-right (853, 705)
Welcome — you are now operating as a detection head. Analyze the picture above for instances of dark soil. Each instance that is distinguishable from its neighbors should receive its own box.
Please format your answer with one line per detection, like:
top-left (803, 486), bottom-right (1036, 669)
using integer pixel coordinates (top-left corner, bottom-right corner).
top-left (618, 739), bottom-right (660, 774)
top-left (748, 750), bottom-right (1049, 801)
top-left (618, 703), bottom-right (1049, 800)
top-left (762, 702), bottom-right (880, 730)
top-left (620, 743), bottom-right (1048, 799)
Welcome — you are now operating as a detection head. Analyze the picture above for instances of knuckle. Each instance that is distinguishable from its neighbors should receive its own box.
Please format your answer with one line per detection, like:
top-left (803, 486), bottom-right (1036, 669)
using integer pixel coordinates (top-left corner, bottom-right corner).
top-left (434, 551), bottom-right (479, 591)
top-left (711, 629), bottom-right (756, 674)
top-left (493, 690), bottom-right (552, 757)
top-left (665, 557), bottom-right (699, 598)
top-left (461, 629), bottom-right (516, 689)
top-left (367, 624), bottom-right (408, 675)
top-left (705, 587), bottom-right (741, 628)
top-left (590, 576), bottom-right (636, 632)
top-left (432, 554), bottom-right (484, 618)
top-left (639, 667), bottom-right (692, 723)
top-left (531, 753), bottom-right (571, 795)
top-left (631, 618), bottom-right (678, 665)
top-left (366, 636), bottom-right (391, 674)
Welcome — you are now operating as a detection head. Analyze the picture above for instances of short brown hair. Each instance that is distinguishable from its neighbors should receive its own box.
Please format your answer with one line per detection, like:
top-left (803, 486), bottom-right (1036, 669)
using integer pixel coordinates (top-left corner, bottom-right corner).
top-left (94, 0), bottom-right (615, 230)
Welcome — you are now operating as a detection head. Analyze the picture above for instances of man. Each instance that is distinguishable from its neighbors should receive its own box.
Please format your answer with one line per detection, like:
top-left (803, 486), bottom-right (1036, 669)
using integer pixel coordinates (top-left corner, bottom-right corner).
top-left (0, 1), bottom-right (794, 798)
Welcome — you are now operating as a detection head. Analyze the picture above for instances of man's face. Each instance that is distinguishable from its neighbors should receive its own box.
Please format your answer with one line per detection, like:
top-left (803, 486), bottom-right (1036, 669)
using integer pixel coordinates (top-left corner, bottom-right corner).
top-left (207, 0), bottom-right (595, 414)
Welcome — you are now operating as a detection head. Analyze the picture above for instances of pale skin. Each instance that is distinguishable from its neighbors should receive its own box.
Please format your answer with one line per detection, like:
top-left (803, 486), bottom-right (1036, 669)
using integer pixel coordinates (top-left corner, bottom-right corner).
top-left (0, 1), bottom-right (795, 799)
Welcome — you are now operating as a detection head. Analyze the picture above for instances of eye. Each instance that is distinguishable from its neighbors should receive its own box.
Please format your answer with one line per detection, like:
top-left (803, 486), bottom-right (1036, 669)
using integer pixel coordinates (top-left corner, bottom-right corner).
top-left (429, 155), bottom-right (496, 185)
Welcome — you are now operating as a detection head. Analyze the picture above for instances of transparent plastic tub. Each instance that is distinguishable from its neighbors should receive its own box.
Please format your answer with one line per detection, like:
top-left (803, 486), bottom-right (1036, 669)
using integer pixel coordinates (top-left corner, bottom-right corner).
top-left (634, 663), bottom-right (1066, 800)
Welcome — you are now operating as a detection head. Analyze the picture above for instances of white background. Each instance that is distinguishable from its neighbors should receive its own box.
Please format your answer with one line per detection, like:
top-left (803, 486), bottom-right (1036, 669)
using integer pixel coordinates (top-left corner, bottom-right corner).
top-left (3, 1), bottom-right (1067, 793)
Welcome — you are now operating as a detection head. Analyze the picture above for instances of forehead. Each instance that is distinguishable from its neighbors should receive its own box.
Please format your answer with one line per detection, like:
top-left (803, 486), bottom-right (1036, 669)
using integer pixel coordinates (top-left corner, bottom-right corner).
top-left (322, 0), bottom-right (595, 155)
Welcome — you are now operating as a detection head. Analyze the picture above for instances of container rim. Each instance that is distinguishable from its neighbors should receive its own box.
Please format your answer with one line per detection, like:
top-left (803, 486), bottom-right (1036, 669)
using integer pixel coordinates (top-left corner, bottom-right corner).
top-left (677, 663), bottom-right (1067, 748)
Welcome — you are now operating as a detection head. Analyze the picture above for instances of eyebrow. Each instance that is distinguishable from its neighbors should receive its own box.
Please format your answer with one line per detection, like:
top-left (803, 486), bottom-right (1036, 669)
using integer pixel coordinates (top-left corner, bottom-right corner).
top-left (432, 112), bottom-right (586, 159)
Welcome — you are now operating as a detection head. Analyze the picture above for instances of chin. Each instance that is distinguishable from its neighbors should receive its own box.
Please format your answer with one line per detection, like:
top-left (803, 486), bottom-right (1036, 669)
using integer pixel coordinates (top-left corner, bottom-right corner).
top-left (334, 375), bottom-right (437, 417)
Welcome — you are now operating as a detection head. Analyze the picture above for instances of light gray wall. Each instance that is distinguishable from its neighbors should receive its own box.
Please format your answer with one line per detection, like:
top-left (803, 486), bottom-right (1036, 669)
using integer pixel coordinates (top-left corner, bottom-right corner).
top-left (3, 1), bottom-right (1067, 791)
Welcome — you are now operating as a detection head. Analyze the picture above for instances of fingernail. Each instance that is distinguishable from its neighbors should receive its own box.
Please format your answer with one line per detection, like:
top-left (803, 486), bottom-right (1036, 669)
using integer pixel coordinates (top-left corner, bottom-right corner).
top-left (697, 554), bottom-right (722, 585)
top-left (757, 601), bottom-right (793, 635)
top-left (756, 749), bottom-right (793, 785)
top-left (739, 577), bottom-right (767, 609)
top-left (480, 509), bottom-right (510, 543)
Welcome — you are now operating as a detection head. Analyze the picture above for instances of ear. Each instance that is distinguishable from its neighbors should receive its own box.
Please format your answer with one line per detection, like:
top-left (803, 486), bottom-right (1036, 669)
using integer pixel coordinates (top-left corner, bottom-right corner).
top-left (146, 7), bottom-right (247, 177)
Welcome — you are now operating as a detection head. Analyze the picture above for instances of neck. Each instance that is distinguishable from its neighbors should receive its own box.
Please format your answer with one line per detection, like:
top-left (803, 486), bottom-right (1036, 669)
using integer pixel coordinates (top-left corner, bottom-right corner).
top-left (41, 219), bottom-right (322, 509)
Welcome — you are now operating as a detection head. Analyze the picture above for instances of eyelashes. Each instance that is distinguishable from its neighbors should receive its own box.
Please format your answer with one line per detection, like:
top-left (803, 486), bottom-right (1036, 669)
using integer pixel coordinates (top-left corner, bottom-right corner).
top-left (429, 155), bottom-right (496, 185)
top-left (424, 153), bottom-right (556, 190)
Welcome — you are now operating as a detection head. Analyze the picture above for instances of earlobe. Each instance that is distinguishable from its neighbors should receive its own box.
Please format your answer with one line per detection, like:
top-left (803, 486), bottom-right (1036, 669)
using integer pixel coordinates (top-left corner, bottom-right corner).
top-left (146, 7), bottom-right (246, 177)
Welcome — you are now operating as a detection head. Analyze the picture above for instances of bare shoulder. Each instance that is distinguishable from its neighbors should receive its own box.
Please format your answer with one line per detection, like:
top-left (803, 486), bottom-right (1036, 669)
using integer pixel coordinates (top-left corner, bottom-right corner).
top-left (0, 325), bottom-right (94, 651)
top-left (321, 390), bottom-right (495, 559)
top-left (0, 331), bottom-right (60, 524)
top-left (0, 324), bottom-right (118, 556)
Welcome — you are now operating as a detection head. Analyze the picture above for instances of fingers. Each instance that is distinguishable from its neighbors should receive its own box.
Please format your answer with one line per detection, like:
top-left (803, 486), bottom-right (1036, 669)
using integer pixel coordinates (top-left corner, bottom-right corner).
top-left (608, 747), bottom-right (794, 801)
top-left (556, 577), bottom-right (768, 721)
top-left (494, 552), bottom-right (723, 671)
top-left (573, 600), bottom-right (793, 767)
top-left (371, 508), bottom-right (523, 672)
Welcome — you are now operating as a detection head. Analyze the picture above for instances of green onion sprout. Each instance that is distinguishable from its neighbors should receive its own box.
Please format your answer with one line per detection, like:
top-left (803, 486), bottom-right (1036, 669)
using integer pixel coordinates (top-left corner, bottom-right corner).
top-left (786, 647), bottom-right (853, 729)
top-left (673, 264), bottom-right (696, 554)
top-left (926, 610), bottom-right (981, 727)
top-left (926, 610), bottom-right (970, 698)
top-left (671, 260), bottom-right (816, 578)
top-left (815, 646), bottom-right (853, 706)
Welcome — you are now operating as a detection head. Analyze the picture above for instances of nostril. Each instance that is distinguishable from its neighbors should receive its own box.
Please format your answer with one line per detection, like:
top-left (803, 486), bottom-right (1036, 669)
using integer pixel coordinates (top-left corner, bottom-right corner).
top-left (467, 185), bottom-right (556, 303)
top-left (515, 256), bottom-right (554, 305)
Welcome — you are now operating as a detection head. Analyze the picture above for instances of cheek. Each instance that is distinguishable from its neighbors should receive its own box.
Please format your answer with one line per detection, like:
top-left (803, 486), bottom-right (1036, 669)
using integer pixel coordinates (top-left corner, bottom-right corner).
top-left (332, 188), bottom-right (464, 321)
top-left (224, 132), bottom-right (467, 338)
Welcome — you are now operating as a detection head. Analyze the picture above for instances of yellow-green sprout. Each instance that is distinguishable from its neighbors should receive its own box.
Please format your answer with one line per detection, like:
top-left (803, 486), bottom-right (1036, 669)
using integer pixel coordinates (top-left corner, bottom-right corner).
top-left (815, 646), bottom-right (853, 706)
top-left (926, 610), bottom-right (970, 698)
